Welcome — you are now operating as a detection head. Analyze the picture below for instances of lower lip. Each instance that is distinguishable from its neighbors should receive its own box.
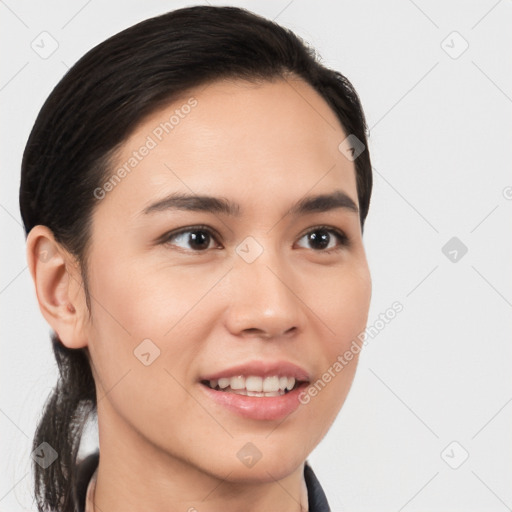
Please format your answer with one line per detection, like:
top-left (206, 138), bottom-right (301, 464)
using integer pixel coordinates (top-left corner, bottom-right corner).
top-left (199, 382), bottom-right (309, 421)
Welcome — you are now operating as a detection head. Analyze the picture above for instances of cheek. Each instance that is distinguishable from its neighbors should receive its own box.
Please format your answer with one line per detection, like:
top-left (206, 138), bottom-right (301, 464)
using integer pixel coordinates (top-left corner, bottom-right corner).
top-left (87, 252), bottom-right (227, 342)
top-left (84, 255), bottom-right (224, 403)
top-left (314, 259), bottom-right (372, 349)
top-left (85, 259), bottom-right (215, 435)
top-left (301, 260), bottom-right (371, 421)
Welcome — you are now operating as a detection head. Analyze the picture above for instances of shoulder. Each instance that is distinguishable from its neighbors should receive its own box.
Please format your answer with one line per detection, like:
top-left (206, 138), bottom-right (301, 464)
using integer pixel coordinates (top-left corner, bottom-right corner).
top-left (304, 460), bottom-right (331, 512)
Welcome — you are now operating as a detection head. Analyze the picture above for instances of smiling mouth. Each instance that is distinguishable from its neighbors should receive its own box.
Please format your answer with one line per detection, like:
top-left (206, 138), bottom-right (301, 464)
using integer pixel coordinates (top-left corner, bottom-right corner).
top-left (200, 375), bottom-right (307, 397)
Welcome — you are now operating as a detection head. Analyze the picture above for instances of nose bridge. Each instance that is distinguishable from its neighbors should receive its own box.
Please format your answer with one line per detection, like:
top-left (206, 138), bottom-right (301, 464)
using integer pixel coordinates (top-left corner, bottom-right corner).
top-left (224, 236), bottom-right (303, 337)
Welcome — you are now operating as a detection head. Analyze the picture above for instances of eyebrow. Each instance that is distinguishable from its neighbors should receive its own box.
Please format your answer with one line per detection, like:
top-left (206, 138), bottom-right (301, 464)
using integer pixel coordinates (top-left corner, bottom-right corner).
top-left (142, 190), bottom-right (359, 217)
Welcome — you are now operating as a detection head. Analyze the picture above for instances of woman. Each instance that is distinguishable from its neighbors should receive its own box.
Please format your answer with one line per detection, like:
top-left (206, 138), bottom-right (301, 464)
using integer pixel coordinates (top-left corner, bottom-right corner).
top-left (21, 5), bottom-right (373, 511)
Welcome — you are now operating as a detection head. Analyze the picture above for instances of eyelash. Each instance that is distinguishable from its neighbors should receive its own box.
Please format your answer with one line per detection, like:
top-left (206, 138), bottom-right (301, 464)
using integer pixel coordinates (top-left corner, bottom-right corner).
top-left (160, 224), bottom-right (350, 254)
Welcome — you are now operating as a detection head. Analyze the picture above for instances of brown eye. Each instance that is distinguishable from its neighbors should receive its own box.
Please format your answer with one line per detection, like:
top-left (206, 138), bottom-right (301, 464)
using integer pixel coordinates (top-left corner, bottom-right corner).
top-left (296, 227), bottom-right (349, 252)
top-left (163, 227), bottom-right (219, 251)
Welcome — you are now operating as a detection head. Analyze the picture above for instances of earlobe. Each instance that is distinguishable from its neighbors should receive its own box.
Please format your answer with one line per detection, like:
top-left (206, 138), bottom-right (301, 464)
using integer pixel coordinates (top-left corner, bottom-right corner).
top-left (26, 225), bottom-right (88, 349)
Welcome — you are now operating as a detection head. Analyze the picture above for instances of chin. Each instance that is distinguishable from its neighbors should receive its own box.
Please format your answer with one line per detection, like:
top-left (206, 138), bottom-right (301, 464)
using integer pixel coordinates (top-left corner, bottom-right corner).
top-left (204, 438), bottom-right (310, 484)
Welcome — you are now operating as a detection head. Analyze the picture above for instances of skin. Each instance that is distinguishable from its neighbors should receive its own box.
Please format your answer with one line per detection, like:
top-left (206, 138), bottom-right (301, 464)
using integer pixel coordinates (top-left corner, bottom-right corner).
top-left (27, 76), bottom-right (372, 512)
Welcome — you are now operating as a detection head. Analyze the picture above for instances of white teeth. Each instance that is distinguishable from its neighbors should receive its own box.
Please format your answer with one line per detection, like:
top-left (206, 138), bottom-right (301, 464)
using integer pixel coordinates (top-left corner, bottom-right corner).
top-left (247, 390), bottom-right (283, 397)
top-left (262, 376), bottom-right (280, 392)
top-left (207, 375), bottom-right (298, 395)
top-left (230, 376), bottom-right (245, 390)
top-left (245, 376), bottom-right (263, 392)
top-left (218, 378), bottom-right (230, 389)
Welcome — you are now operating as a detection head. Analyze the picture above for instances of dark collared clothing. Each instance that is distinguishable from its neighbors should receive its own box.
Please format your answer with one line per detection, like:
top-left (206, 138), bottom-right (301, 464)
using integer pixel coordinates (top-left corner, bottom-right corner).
top-left (75, 451), bottom-right (331, 511)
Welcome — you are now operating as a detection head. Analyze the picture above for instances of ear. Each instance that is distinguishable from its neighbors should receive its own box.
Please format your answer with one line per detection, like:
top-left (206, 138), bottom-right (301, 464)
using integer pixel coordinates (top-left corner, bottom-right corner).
top-left (26, 225), bottom-right (89, 349)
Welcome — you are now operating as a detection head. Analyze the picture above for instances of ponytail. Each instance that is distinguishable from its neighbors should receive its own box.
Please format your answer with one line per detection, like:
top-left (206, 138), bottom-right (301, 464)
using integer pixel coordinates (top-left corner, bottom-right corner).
top-left (32, 333), bottom-right (96, 512)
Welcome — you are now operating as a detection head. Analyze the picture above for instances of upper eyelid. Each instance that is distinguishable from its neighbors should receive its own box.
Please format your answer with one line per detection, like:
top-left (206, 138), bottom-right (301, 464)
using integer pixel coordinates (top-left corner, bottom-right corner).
top-left (297, 224), bottom-right (347, 239)
top-left (162, 224), bottom-right (222, 244)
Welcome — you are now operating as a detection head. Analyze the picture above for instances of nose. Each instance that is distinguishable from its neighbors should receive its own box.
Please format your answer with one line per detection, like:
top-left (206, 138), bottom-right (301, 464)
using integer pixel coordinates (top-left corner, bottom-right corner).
top-left (222, 246), bottom-right (305, 340)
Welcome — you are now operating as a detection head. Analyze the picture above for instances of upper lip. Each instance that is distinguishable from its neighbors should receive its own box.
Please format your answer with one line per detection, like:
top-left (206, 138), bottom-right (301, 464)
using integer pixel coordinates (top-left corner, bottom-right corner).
top-left (200, 360), bottom-right (311, 382)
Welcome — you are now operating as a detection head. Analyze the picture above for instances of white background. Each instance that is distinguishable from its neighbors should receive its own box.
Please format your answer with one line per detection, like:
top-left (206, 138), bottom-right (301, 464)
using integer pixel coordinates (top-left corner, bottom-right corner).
top-left (1, 1), bottom-right (511, 511)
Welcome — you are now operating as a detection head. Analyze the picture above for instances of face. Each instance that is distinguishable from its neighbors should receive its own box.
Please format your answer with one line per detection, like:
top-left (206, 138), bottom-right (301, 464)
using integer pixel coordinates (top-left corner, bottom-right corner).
top-left (83, 77), bottom-right (371, 482)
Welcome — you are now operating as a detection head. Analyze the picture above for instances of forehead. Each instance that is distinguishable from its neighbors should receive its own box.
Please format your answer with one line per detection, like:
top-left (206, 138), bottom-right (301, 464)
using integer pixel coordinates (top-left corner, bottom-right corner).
top-left (94, 77), bottom-right (358, 221)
